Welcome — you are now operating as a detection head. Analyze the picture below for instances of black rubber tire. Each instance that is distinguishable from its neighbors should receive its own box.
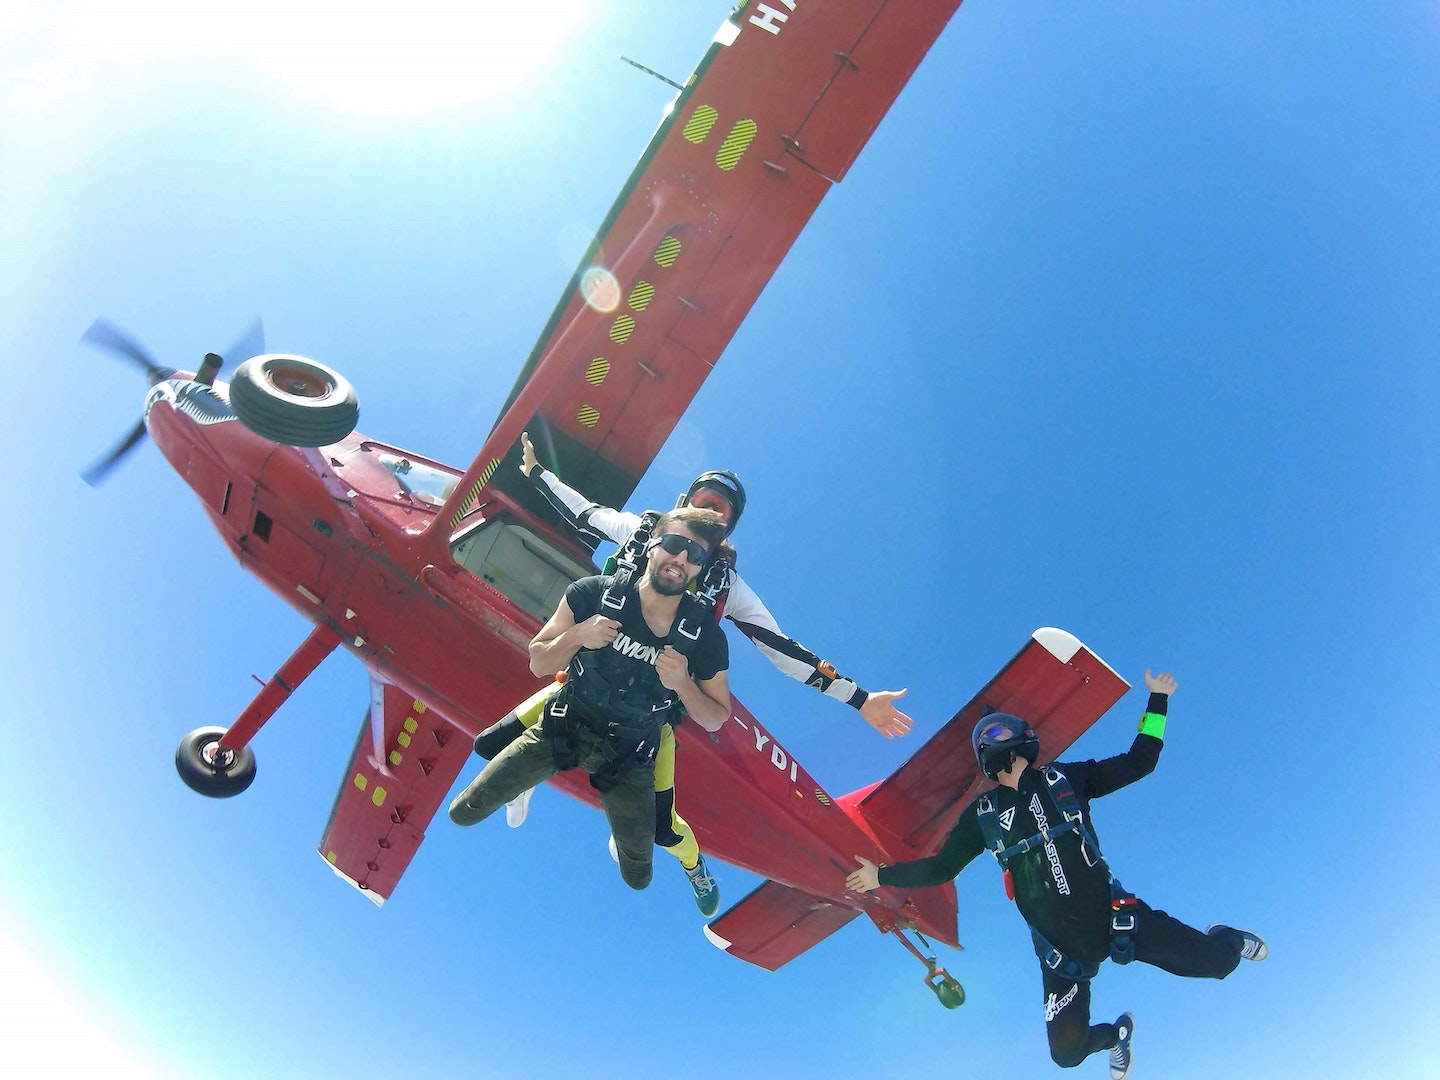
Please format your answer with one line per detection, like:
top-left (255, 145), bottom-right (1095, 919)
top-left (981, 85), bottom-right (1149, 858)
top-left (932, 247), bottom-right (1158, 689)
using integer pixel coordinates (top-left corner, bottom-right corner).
top-left (175, 726), bottom-right (257, 798)
top-left (229, 354), bottom-right (359, 447)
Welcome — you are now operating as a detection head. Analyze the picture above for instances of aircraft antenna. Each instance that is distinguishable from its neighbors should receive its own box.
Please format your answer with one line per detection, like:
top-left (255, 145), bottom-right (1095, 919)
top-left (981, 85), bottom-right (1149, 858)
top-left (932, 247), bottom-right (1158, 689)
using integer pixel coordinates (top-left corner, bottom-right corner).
top-left (619, 56), bottom-right (684, 90)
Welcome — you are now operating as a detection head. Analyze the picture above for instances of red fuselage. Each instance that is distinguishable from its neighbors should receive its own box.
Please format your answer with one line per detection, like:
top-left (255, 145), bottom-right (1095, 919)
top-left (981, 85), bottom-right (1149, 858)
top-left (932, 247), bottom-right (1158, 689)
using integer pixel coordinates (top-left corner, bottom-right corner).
top-left (143, 374), bottom-right (957, 942)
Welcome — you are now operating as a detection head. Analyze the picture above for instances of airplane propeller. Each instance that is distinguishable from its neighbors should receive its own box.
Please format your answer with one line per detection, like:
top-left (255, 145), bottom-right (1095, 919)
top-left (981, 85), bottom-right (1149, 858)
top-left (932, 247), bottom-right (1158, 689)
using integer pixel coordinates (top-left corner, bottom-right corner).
top-left (80, 317), bottom-right (264, 486)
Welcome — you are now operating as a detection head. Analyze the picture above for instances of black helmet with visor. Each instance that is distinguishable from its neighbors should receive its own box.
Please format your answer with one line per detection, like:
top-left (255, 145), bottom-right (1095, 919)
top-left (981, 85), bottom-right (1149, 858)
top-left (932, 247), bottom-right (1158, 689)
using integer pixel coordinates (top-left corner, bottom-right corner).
top-left (972, 713), bottom-right (1041, 781)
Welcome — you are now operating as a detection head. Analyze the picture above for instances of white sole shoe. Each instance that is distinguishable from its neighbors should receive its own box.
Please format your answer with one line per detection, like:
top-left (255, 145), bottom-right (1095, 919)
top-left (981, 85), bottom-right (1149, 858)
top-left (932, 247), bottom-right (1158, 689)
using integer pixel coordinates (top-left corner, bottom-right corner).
top-left (505, 786), bottom-right (534, 828)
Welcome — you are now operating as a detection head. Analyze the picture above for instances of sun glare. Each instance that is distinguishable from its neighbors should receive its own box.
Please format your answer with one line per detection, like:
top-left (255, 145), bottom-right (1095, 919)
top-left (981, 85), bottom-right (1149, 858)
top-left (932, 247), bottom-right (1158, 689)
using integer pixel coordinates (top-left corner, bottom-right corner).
top-left (55, 0), bottom-right (600, 119)
top-left (0, 921), bottom-right (165, 1078)
top-left (243, 2), bottom-right (600, 118)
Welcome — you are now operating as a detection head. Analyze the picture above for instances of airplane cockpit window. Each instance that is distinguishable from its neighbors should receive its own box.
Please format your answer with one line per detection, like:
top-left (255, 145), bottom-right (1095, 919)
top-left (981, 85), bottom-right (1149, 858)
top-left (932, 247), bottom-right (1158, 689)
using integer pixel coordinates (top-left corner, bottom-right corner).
top-left (378, 453), bottom-right (458, 507)
top-left (450, 518), bottom-right (593, 622)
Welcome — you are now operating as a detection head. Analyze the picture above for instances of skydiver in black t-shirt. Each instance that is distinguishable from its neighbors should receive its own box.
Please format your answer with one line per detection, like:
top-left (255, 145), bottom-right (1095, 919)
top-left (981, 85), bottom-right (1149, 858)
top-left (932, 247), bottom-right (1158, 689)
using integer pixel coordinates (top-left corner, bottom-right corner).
top-left (845, 671), bottom-right (1268, 1079)
top-left (448, 507), bottom-right (731, 891)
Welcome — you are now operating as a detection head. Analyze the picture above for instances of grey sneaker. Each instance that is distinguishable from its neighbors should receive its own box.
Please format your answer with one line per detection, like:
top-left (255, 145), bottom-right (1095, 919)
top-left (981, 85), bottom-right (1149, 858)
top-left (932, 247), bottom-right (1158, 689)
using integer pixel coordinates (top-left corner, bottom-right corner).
top-left (1208, 923), bottom-right (1268, 961)
top-left (684, 855), bottom-right (721, 918)
top-left (1110, 1013), bottom-right (1134, 1080)
top-left (504, 786), bottom-right (534, 828)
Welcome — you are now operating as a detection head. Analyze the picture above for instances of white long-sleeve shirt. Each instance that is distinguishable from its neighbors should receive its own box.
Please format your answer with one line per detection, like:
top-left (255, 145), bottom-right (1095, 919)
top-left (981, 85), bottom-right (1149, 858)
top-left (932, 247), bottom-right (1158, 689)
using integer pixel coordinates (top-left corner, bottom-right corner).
top-left (533, 468), bottom-right (868, 710)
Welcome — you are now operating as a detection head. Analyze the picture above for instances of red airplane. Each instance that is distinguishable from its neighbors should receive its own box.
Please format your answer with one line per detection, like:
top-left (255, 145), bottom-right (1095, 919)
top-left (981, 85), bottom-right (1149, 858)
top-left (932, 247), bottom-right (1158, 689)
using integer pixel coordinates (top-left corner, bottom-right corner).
top-left (84, 0), bottom-right (1131, 1004)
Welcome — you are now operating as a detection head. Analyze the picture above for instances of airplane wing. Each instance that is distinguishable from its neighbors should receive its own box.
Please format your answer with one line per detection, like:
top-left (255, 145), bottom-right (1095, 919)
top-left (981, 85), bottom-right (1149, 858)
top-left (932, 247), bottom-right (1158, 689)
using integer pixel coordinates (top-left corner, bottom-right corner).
top-left (435, 0), bottom-right (965, 538)
top-left (845, 627), bottom-right (1130, 859)
top-left (317, 678), bottom-right (474, 904)
top-left (703, 879), bottom-right (859, 972)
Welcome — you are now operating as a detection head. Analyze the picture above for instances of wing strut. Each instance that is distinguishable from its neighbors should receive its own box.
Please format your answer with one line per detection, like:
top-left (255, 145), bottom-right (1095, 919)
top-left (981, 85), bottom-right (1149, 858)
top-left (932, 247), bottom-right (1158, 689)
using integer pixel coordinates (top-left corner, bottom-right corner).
top-left (220, 624), bottom-right (342, 752)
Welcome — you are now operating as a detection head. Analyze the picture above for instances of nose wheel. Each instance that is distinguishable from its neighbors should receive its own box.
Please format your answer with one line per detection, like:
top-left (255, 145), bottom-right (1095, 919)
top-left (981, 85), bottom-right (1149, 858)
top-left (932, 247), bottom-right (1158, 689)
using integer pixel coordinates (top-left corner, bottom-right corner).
top-left (176, 726), bottom-right (257, 798)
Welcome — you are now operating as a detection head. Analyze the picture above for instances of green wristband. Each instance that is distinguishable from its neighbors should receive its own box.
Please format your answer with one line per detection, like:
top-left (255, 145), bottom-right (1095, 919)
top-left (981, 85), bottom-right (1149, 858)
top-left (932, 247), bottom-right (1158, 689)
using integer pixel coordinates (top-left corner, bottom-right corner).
top-left (1138, 711), bottom-right (1167, 739)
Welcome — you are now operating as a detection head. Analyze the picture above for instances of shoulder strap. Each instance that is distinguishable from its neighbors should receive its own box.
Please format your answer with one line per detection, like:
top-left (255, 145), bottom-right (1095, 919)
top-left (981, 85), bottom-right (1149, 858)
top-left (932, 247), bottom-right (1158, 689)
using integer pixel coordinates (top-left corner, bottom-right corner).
top-left (1040, 764), bottom-right (1102, 866)
top-left (600, 510), bottom-right (662, 614)
top-left (672, 553), bottom-right (733, 651)
top-left (976, 792), bottom-right (1005, 855)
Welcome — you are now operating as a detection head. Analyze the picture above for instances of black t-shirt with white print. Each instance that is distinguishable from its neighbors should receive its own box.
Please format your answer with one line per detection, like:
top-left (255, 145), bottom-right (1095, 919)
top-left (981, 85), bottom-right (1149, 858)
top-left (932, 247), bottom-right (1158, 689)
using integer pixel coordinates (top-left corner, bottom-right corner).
top-left (564, 575), bottom-right (728, 717)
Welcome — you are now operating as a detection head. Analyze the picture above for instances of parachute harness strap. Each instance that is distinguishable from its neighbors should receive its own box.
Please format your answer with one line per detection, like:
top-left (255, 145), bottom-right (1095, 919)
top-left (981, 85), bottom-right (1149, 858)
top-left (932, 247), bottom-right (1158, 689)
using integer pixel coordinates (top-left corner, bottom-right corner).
top-left (976, 766), bottom-right (1139, 974)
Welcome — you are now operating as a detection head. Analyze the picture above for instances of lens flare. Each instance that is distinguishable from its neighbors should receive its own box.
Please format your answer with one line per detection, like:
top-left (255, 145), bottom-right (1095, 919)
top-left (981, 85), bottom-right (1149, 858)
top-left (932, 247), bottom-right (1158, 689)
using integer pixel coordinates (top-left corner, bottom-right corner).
top-left (580, 266), bottom-right (621, 313)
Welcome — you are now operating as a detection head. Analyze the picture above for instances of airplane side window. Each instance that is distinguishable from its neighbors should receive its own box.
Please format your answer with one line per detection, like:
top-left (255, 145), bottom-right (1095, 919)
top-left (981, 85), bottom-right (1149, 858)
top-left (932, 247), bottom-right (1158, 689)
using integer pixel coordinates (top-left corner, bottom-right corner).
top-left (377, 453), bottom-right (458, 507)
top-left (450, 519), bottom-right (593, 622)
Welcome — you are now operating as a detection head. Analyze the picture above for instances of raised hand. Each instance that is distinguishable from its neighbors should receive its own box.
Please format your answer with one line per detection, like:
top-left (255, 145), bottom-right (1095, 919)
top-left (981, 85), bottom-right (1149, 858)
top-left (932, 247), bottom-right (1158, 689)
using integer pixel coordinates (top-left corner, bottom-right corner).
top-left (1144, 669), bottom-right (1178, 696)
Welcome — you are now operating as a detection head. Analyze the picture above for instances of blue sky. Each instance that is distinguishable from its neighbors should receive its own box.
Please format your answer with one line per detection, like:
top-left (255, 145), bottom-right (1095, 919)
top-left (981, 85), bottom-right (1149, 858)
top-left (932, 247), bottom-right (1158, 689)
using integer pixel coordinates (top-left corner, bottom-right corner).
top-left (2, 1), bottom-right (1437, 1076)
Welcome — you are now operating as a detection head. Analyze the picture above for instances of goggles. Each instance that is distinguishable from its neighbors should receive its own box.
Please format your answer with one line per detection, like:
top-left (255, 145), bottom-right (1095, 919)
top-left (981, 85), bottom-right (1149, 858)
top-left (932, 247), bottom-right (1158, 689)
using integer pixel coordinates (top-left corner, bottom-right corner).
top-left (686, 487), bottom-right (735, 521)
top-left (978, 720), bottom-right (1018, 742)
top-left (648, 532), bottom-right (708, 566)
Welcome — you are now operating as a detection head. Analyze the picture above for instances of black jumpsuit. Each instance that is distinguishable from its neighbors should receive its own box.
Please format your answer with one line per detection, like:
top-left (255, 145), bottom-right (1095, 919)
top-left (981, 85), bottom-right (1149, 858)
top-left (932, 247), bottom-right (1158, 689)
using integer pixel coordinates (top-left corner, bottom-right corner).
top-left (877, 694), bottom-right (1247, 1068)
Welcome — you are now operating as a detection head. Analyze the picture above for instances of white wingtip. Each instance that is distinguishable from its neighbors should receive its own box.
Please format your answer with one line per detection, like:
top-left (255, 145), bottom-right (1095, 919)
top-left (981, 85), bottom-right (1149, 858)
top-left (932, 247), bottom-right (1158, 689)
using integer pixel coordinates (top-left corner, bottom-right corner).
top-left (1032, 627), bottom-right (1082, 663)
top-left (1032, 627), bottom-right (1127, 687)
top-left (321, 852), bottom-right (387, 906)
top-left (703, 925), bottom-right (732, 951)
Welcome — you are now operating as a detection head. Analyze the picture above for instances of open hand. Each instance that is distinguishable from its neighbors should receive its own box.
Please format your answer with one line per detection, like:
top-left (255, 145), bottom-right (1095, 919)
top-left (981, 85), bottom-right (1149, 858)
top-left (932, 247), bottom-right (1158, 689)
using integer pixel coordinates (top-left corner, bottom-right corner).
top-left (846, 856), bottom-right (880, 893)
top-left (861, 688), bottom-right (913, 738)
top-left (1144, 669), bottom-right (1178, 696)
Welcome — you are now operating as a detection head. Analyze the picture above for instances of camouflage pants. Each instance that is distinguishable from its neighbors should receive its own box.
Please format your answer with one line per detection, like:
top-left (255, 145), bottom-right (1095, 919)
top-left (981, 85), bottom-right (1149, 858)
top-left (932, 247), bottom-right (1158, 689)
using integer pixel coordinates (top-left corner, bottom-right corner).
top-left (447, 708), bottom-right (657, 889)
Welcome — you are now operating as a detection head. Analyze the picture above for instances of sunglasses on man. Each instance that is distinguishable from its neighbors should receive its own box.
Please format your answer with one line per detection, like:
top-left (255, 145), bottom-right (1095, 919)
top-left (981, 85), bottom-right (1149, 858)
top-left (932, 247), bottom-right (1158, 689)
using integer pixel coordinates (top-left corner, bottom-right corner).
top-left (648, 532), bottom-right (708, 566)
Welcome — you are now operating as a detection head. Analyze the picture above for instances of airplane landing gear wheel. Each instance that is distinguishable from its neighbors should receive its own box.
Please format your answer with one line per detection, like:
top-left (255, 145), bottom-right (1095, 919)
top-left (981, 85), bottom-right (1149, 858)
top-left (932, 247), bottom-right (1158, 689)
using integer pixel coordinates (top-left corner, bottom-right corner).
top-left (229, 354), bottom-right (359, 447)
top-left (176, 726), bottom-right (257, 798)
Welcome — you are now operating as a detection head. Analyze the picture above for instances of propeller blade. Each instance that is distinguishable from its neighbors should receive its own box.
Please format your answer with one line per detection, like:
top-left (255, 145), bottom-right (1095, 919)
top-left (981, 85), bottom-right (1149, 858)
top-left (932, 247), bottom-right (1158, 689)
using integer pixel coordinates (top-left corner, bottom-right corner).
top-left (224, 317), bottom-right (265, 368)
top-left (81, 420), bottom-right (148, 487)
top-left (81, 320), bottom-right (175, 383)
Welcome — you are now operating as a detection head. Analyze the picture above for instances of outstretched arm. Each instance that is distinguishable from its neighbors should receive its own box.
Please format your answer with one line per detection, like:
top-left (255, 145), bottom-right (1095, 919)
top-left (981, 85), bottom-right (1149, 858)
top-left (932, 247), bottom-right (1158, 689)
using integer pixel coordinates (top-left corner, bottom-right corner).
top-left (845, 805), bottom-right (985, 893)
top-left (725, 574), bottom-right (912, 737)
top-left (520, 431), bottom-right (642, 545)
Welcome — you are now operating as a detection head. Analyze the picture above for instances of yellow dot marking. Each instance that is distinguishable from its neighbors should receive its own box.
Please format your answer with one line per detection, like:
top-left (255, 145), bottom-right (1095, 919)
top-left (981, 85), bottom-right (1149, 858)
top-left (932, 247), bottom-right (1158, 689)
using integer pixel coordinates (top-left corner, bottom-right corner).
top-left (397, 732), bottom-right (412, 748)
top-left (388, 750), bottom-right (402, 766)
top-left (610, 314), bottom-right (635, 343)
top-left (353, 774), bottom-right (368, 791)
top-left (585, 357), bottom-right (610, 386)
top-left (326, 852), bottom-right (338, 864)
top-left (403, 717), bottom-right (418, 734)
top-left (577, 405), bottom-right (600, 428)
top-left (682, 104), bottom-right (718, 144)
top-left (717, 118), bottom-right (758, 171)
top-left (628, 282), bottom-right (655, 312)
top-left (654, 236), bottom-right (681, 268)
top-left (371, 787), bottom-right (387, 807)
top-left (413, 701), bottom-right (427, 713)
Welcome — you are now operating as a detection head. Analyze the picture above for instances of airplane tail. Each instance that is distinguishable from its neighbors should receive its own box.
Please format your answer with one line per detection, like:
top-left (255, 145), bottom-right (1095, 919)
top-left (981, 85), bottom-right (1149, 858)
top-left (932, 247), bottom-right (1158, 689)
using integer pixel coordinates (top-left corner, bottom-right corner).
top-left (704, 629), bottom-right (1127, 972)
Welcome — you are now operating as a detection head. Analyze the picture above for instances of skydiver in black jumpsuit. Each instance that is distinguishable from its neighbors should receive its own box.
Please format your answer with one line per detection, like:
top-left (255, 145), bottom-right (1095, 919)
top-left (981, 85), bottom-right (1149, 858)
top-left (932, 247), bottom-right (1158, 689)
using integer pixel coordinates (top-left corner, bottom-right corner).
top-left (845, 671), bottom-right (1267, 1079)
